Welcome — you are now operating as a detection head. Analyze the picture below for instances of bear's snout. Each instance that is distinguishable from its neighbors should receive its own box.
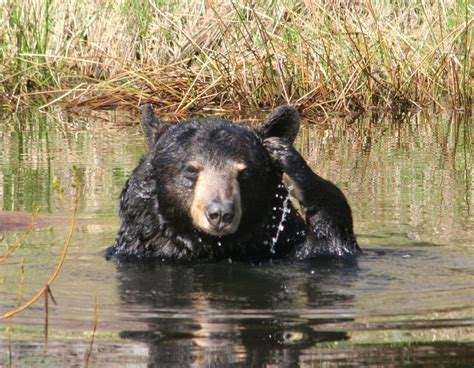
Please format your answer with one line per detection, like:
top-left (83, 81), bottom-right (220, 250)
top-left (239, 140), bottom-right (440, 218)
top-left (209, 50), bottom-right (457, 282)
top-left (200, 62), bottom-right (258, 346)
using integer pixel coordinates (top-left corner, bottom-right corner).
top-left (205, 200), bottom-right (235, 231)
top-left (190, 163), bottom-right (243, 237)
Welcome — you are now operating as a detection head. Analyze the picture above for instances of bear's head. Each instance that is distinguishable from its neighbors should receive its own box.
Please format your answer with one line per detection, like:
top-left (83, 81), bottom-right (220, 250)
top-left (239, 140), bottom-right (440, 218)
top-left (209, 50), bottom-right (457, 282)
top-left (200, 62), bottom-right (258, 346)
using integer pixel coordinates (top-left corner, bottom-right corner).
top-left (142, 105), bottom-right (300, 238)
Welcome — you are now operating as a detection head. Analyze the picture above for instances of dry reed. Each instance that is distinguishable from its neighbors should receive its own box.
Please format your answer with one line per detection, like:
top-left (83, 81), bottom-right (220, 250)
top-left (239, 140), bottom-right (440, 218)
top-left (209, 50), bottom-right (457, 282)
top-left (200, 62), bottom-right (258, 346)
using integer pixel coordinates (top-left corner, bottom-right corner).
top-left (0, 0), bottom-right (472, 115)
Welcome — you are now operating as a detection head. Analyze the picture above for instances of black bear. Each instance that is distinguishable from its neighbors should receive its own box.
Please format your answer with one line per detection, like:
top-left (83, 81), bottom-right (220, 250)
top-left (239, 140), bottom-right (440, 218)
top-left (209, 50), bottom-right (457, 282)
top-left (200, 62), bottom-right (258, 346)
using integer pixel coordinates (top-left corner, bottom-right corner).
top-left (106, 104), bottom-right (360, 262)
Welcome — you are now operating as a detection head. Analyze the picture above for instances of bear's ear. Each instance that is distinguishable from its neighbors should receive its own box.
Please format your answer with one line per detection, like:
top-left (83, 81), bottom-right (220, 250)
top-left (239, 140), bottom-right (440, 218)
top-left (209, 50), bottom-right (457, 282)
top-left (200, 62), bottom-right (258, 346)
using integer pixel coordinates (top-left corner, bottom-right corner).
top-left (141, 104), bottom-right (170, 150)
top-left (256, 105), bottom-right (301, 144)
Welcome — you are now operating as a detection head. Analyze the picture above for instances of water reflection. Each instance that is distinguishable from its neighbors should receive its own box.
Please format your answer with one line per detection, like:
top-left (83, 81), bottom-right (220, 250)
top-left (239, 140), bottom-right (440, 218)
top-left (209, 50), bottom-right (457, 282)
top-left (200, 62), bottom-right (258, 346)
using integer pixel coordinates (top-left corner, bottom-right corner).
top-left (112, 251), bottom-right (474, 367)
top-left (115, 260), bottom-right (356, 367)
top-left (297, 112), bottom-right (473, 248)
top-left (0, 109), bottom-right (142, 215)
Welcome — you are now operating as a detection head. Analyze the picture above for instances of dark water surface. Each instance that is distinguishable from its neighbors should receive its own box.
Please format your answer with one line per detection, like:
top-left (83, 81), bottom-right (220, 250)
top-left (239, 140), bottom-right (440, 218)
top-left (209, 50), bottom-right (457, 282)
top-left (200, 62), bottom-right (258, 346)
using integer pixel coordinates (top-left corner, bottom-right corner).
top-left (0, 109), bottom-right (473, 367)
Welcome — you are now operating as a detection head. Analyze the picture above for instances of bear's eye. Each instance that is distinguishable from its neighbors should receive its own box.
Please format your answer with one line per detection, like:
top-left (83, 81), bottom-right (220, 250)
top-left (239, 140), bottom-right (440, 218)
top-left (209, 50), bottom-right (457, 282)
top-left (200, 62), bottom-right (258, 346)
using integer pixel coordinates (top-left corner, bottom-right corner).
top-left (182, 162), bottom-right (202, 179)
top-left (238, 167), bottom-right (251, 180)
top-left (184, 165), bottom-right (199, 174)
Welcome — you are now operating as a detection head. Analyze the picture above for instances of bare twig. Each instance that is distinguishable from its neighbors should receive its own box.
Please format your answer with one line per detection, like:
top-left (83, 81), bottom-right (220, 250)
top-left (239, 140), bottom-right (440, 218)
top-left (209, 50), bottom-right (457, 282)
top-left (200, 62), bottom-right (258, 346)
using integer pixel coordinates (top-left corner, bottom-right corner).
top-left (84, 298), bottom-right (100, 367)
top-left (0, 168), bottom-right (81, 320)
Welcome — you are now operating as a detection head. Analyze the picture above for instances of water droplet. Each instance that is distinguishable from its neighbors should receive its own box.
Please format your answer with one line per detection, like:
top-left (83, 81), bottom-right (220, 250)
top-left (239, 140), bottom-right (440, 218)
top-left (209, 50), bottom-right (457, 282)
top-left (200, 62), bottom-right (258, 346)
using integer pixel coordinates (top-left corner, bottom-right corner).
top-left (269, 191), bottom-right (292, 254)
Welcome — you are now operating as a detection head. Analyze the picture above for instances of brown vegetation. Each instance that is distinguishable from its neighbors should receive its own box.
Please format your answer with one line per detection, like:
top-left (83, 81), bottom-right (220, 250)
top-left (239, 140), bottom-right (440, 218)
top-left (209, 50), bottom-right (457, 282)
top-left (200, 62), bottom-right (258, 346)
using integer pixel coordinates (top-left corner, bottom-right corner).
top-left (0, 1), bottom-right (471, 115)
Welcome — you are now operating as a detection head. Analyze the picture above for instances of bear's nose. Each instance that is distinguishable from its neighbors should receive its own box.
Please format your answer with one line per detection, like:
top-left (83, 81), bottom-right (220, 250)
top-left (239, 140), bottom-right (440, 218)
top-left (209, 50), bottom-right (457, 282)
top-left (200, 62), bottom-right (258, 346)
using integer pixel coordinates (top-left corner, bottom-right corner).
top-left (205, 201), bottom-right (235, 230)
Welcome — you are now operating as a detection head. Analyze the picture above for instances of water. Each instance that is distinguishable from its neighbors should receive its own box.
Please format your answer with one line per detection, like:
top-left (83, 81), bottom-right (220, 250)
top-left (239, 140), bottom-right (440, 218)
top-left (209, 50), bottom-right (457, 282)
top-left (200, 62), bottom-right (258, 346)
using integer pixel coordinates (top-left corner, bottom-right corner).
top-left (0, 109), bottom-right (473, 367)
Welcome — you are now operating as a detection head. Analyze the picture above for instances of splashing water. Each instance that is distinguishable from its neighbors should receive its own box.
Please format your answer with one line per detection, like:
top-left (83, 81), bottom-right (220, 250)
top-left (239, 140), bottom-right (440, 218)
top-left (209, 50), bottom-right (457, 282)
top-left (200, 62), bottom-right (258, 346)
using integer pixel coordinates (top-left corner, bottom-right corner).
top-left (270, 185), bottom-right (293, 254)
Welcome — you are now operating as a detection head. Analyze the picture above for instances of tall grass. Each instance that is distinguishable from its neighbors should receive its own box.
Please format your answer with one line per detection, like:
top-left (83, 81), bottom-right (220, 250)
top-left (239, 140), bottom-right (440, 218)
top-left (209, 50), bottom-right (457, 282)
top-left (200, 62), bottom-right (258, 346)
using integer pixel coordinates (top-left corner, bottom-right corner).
top-left (0, 0), bottom-right (472, 114)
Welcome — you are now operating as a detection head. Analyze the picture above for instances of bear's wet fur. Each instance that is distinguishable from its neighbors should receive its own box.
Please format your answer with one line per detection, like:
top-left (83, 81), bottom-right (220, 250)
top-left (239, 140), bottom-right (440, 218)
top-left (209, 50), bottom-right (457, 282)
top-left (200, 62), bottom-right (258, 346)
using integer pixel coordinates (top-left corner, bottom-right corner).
top-left (106, 105), bottom-right (360, 262)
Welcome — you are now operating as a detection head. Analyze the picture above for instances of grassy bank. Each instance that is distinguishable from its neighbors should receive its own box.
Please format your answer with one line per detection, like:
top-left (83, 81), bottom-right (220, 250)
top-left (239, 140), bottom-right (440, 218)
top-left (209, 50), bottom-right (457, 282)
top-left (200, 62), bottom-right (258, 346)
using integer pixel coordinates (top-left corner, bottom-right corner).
top-left (0, 0), bottom-right (472, 115)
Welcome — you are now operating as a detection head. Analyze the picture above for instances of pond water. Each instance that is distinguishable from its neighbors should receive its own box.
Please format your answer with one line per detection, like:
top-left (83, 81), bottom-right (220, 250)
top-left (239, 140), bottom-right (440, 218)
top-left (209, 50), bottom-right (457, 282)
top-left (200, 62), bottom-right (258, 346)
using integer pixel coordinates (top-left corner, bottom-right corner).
top-left (0, 109), bottom-right (473, 367)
